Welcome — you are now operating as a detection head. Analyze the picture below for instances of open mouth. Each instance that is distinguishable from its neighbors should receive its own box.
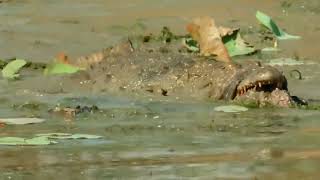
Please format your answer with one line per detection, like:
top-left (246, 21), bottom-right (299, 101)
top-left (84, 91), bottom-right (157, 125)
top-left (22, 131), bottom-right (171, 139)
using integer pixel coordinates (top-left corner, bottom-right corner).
top-left (232, 65), bottom-right (288, 99)
top-left (236, 80), bottom-right (282, 97)
top-left (232, 77), bottom-right (293, 107)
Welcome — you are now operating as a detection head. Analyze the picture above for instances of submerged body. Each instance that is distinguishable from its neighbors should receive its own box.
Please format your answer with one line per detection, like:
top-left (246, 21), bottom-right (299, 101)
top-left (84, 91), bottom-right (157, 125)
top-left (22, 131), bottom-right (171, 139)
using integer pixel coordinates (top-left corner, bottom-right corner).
top-left (63, 40), bottom-right (296, 107)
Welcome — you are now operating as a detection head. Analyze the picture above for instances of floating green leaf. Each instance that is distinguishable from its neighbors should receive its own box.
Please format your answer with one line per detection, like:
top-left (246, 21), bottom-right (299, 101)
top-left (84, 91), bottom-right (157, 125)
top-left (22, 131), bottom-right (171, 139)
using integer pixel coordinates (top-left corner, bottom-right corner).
top-left (2, 59), bottom-right (27, 79)
top-left (182, 37), bottom-right (200, 52)
top-left (0, 133), bottom-right (101, 146)
top-left (0, 137), bottom-right (25, 145)
top-left (70, 134), bottom-right (103, 139)
top-left (25, 136), bottom-right (57, 145)
top-left (183, 30), bottom-right (255, 56)
top-left (214, 105), bottom-right (248, 113)
top-left (44, 62), bottom-right (83, 75)
top-left (268, 58), bottom-right (304, 66)
top-left (256, 11), bottom-right (300, 40)
top-left (222, 29), bottom-right (256, 56)
top-left (261, 47), bottom-right (281, 52)
top-left (36, 133), bottom-right (102, 139)
top-left (0, 118), bottom-right (45, 125)
top-left (36, 133), bottom-right (71, 137)
top-left (0, 136), bottom-right (56, 146)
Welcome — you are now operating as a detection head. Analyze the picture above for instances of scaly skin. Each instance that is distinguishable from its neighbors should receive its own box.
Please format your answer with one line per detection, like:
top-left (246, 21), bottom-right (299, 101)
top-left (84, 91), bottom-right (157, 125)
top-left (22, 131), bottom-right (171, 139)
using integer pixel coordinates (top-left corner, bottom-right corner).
top-left (68, 40), bottom-right (298, 107)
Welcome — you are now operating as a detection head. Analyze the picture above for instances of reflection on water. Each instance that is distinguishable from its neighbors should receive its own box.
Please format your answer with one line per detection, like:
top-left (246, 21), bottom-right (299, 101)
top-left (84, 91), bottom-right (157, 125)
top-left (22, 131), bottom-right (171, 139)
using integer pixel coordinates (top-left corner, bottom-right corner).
top-left (1, 0), bottom-right (320, 179)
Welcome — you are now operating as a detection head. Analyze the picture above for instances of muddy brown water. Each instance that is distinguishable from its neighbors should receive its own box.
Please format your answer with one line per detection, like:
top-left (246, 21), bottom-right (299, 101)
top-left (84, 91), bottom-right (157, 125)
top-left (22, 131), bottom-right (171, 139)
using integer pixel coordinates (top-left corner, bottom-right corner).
top-left (1, 0), bottom-right (320, 179)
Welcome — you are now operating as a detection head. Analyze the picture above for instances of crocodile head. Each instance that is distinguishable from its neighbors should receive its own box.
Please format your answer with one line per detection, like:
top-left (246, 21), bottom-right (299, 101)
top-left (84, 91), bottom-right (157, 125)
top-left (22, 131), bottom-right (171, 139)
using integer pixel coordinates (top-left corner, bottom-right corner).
top-left (222, 62), bottom-right (294, 107)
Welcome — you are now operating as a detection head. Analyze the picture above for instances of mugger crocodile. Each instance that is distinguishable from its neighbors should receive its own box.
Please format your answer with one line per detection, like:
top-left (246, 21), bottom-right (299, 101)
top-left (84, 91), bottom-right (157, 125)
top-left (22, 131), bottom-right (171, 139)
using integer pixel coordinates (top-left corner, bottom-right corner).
top-left (12, 37), bottom-right (298, 107)
top-left (49, 38), bottom-right (305, 108)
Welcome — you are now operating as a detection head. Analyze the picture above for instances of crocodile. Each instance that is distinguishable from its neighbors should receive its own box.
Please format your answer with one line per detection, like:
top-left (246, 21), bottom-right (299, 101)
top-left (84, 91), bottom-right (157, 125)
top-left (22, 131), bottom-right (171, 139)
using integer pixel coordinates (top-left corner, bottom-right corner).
top-left (56, 39), bottom-right (303, 107)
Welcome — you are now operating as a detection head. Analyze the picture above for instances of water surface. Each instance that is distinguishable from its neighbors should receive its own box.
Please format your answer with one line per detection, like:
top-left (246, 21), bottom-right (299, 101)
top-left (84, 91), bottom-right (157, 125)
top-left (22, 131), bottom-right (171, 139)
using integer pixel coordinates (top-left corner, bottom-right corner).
top-left (0, 0), bottom-right (320, 179)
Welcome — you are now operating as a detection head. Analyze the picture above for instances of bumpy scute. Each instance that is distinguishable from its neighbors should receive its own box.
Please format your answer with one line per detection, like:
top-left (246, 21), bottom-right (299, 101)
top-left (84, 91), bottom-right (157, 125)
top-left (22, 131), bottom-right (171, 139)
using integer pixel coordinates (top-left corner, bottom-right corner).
top-left (65, 40), bottom-right (295, 107)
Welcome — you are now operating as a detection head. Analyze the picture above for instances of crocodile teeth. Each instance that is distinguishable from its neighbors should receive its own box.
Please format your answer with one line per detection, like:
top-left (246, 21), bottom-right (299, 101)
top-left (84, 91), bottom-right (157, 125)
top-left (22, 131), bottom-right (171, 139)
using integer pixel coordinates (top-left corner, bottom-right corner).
top-left (258, 82), bottom-right (262, 87)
